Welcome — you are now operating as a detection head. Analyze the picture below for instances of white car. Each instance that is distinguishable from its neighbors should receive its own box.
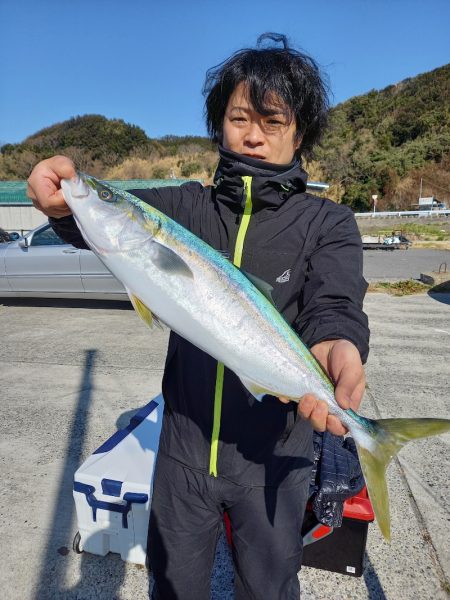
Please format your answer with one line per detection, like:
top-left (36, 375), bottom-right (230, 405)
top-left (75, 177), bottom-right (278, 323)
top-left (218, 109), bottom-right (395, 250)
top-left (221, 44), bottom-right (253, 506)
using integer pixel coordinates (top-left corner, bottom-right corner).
top-left (0, 222), bottom-right (127, 300)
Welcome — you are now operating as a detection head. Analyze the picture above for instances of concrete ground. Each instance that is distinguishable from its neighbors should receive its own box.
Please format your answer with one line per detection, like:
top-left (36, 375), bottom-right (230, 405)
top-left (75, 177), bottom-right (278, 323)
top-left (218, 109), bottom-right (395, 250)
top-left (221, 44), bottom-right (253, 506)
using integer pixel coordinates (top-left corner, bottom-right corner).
top-left (1, 294), bottom-right (449, 599)
top-left (362, 248), bottom-right (450, 282)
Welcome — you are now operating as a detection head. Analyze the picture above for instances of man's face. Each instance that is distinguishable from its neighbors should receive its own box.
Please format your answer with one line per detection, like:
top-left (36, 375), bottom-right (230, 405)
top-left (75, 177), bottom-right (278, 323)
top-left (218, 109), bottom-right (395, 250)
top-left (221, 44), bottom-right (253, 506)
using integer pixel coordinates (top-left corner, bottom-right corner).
top-left (222, 82), bottom-right (300, 165)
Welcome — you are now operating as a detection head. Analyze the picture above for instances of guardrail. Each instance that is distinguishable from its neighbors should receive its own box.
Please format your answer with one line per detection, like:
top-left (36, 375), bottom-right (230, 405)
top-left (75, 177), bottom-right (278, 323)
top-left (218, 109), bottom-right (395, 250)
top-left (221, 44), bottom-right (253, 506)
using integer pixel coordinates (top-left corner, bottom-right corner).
top-left (355, 210), bottom-right (450, 218)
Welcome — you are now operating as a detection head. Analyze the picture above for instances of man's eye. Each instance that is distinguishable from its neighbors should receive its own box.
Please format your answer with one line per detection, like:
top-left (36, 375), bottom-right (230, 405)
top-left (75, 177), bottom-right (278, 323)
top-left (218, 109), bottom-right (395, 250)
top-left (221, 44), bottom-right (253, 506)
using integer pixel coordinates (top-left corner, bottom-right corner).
top-left (232, 117), bottom-right (246, 122)
top-left (267, 119), bottom-right (284, 126)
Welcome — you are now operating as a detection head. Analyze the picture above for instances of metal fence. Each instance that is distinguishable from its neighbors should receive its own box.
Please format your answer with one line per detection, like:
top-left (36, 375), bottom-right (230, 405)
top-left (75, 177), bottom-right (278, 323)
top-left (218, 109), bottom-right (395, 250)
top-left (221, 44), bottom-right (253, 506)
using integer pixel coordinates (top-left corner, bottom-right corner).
top-left (355, 210), bottom-right (450, 218)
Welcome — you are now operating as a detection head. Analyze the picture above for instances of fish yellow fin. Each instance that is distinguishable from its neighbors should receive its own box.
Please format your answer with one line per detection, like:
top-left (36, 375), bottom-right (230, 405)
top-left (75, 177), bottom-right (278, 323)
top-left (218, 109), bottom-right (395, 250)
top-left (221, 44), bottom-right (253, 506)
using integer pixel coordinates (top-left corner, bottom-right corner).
top-left (356, 417), bottom-right (450, 542)
top-left (239, 376), bottom-right (277, 402)
top-left (357, 445), bottom-right (391, 541)
top-left (127, 290), bottom-right (163, 330)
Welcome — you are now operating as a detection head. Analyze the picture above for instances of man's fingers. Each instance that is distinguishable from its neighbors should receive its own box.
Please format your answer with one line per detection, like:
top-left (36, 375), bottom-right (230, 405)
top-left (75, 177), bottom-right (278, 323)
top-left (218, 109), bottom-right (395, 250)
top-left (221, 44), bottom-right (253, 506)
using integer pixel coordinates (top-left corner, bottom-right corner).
top-left (334, 388), bottom-right (352, 411)
top-left (334, 362), bottom-right (365, 411)
top-left (33, 155), bottom-right (77, 182)
top-left (326, 415), bottom-right (347, 436)
top-left (278, 396), bottom-right (290, 404)
top-left (30, 191), bottom-right (72, 218)
top-left (297, 394), bottom-right (350, 435)
top-left (298, 394), bottom-right (328, 432)
top-left (298, 394), bottom-right (316, 418)
top-left (27, 156), bottom-right (75, 217)
top-left (310, 400), bottom-right (328, 432)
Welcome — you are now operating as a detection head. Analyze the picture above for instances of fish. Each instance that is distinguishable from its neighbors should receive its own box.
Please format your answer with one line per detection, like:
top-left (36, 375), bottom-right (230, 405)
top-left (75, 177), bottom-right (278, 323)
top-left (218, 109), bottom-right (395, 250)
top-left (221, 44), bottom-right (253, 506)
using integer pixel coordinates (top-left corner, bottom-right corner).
top-left (61, 172), bottom-right (450, 541)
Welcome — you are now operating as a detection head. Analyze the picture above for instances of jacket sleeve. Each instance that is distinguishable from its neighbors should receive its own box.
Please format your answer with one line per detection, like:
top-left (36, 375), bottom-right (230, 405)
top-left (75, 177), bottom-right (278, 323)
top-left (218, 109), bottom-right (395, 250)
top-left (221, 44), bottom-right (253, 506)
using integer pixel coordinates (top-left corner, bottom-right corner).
top-left (294, 206), bottom-right (370, 363)
top-left (48, 183), bottom-right (202, 249)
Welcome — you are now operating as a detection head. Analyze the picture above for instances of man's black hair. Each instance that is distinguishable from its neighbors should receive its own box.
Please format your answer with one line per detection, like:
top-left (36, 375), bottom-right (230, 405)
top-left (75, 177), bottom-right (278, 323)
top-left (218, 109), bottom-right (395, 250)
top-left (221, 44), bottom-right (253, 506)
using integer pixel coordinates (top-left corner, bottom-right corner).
top-left (203, 33), bottom-right (330, 161)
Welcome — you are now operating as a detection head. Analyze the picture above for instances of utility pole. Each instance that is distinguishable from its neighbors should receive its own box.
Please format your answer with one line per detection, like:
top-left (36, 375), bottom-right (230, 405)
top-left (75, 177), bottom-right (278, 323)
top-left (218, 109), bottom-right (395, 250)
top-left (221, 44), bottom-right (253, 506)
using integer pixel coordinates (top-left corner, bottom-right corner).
top-left (419, 177), bottom-right (423, 199)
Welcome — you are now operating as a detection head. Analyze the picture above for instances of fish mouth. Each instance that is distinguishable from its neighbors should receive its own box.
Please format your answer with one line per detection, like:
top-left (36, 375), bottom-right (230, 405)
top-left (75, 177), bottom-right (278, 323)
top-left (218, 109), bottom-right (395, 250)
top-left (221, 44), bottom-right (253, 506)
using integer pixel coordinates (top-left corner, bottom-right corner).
top-left (69, 175), bottom-right (91, 198)
top-left (61, 176), bottom-right (90, 203)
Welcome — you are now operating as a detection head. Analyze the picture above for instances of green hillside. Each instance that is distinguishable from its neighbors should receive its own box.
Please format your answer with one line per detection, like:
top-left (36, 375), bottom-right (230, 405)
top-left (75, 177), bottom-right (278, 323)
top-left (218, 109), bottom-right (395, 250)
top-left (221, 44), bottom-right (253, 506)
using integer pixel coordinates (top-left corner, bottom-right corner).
top-left (0, 115), bottom-right (215, 180)
top-left (1, 63), bottom-right (449, 209)
top-left (315, 63), bottom-right (450, 210)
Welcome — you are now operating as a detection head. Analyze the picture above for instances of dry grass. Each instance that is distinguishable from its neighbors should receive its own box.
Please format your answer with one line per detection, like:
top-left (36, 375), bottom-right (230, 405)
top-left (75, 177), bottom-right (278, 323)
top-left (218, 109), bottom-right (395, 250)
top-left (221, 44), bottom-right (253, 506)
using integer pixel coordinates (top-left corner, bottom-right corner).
top-left (411, 240), bottom-right (450, 250)
top-left (367, 280), bottom-right (431, 295)
top-left (105, 152), bottom-right (218, 182)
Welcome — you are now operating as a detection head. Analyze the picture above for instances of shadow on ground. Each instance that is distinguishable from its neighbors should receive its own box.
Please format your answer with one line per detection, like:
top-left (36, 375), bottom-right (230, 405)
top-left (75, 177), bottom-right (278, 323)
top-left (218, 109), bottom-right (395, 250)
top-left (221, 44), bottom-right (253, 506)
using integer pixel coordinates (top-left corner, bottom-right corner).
top-left (31, 349), bottom-right (137, 599)
top-left (0, 298), bottom-right (132, 310)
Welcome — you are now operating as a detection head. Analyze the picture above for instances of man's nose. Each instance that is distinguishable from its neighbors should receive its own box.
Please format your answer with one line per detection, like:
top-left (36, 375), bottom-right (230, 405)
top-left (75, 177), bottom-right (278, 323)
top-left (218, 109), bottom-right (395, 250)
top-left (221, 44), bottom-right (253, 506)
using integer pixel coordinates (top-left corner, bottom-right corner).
top-left (244, 122), bottom-right (264, 145)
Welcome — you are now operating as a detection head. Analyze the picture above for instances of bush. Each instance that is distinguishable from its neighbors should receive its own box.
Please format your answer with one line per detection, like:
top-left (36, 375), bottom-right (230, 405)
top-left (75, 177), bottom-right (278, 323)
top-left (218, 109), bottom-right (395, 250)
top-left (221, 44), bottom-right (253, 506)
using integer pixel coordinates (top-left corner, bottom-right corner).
top-left (181, 162), bottom-right (201, 177)
top-left (152, 166), bottom-right (167, 179)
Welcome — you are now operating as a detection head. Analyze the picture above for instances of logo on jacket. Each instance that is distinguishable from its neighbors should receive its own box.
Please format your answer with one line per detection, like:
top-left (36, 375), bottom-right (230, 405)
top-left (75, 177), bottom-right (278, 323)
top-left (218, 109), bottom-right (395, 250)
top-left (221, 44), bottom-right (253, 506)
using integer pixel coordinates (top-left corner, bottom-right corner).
top-left (276, 269), bottom-right (291, 283)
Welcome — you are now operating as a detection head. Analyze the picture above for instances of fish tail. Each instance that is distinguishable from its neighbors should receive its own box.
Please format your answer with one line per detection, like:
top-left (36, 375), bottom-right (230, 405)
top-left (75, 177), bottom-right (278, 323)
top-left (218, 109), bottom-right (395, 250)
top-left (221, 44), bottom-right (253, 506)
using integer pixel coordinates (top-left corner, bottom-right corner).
top-left (355, 417), bottom-right (450, 541)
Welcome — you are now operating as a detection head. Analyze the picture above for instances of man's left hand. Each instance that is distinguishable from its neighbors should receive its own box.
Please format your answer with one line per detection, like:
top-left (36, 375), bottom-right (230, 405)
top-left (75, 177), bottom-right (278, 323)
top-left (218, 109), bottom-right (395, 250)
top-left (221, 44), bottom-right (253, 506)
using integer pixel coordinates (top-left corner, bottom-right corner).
top-left (279, 339), bottom-right (366, 435)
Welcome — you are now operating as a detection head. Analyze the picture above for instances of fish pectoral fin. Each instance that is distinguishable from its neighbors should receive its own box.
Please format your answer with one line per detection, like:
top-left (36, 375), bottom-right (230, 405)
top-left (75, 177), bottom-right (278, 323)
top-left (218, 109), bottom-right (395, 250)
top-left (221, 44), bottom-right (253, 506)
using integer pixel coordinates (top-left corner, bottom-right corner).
top-left (240, 270), bottom-right (275, 306)
top-left (127, 289), bottom-right (163, 330)
top-left (151, 241), bottom-right (193, 278)
top-left (239, 376), bottom-right (276, 402)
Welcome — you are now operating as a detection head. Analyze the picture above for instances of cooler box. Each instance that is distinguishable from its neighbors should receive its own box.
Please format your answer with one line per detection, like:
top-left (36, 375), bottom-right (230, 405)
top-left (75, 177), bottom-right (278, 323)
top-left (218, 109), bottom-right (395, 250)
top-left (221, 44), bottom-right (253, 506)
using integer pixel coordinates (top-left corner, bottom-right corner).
top-left (73, 396), bottom-right (164, 566)
top-left (74, 395), bottom-right (374, 576)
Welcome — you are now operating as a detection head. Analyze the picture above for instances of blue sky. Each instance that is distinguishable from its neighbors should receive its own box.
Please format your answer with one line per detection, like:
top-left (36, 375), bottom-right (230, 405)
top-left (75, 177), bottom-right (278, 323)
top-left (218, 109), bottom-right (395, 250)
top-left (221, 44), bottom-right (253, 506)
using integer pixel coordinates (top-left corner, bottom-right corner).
top-left (1, 0), bottom-right (449, 145)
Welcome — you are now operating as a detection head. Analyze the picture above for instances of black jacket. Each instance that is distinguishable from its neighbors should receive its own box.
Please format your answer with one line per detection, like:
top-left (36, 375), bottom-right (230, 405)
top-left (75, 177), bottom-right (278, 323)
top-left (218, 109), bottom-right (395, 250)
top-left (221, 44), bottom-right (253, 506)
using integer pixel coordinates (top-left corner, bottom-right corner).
top-left (50, 147), bottom-right (369, 488)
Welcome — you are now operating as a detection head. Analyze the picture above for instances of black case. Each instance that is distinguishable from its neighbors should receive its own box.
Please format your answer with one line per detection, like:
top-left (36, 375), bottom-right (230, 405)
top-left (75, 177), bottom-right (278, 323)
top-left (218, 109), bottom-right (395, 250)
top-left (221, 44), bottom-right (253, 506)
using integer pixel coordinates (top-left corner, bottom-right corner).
top-left (301, 509), bottom-right (370, 577)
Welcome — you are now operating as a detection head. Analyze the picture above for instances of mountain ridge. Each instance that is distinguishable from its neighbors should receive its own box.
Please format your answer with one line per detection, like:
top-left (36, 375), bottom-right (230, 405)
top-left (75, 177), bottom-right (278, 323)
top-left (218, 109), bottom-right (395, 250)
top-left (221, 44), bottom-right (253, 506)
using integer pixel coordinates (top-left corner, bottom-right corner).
top-left (1, 63), bottom-right (449, 210)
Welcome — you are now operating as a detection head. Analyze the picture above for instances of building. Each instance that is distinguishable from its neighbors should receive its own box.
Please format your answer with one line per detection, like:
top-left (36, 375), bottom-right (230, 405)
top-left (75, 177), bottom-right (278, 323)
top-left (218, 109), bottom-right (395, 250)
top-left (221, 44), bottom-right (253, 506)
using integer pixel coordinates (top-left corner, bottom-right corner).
top-left (410, 196), bottom-right (447, 211)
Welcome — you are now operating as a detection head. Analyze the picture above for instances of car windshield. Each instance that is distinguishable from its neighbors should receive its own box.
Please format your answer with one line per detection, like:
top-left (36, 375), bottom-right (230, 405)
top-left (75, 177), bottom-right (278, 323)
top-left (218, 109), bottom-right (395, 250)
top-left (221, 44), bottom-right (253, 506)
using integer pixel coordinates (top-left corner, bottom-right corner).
top-left (30, 226), bottom-right (67, 246)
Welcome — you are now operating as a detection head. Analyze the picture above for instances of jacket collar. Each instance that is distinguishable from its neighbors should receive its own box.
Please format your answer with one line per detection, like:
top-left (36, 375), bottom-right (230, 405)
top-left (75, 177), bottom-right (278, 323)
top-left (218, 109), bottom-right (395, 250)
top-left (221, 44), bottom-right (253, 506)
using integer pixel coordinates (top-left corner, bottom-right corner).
top-left (213, 146), bottom-right (308, 211)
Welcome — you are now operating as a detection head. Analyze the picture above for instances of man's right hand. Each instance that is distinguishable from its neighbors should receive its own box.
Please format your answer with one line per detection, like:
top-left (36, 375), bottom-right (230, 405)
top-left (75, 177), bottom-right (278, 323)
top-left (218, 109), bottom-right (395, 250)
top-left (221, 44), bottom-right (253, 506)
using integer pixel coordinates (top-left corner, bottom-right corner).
top-left (27, 156), bottom-right (76, 218)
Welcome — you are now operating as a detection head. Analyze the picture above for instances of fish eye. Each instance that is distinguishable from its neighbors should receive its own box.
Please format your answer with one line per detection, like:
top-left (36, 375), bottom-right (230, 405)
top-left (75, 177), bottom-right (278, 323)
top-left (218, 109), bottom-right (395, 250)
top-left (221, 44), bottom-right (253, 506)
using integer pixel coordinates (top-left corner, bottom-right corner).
top-left (98, 187), bottom-right (115, 202)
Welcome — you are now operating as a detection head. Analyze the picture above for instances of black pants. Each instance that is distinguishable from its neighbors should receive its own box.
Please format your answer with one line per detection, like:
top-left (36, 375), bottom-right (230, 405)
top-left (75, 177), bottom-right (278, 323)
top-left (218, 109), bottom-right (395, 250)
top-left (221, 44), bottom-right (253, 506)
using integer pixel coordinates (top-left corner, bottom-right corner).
top-left (148, 453), bottom-right (310, 600)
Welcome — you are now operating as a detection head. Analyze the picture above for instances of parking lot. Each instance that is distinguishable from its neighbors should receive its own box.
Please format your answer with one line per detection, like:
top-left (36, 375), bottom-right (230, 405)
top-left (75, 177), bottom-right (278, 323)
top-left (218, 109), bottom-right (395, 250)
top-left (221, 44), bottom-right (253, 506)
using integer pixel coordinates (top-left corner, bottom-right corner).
top-left (0, 251), bottom-right (449, 599)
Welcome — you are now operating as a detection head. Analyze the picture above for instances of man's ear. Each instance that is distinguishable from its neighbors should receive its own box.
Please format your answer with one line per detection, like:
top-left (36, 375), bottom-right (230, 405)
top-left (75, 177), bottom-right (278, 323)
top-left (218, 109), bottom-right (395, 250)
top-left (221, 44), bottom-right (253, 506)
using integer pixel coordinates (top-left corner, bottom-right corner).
top-left (295, 133), bottom-right (303, 152)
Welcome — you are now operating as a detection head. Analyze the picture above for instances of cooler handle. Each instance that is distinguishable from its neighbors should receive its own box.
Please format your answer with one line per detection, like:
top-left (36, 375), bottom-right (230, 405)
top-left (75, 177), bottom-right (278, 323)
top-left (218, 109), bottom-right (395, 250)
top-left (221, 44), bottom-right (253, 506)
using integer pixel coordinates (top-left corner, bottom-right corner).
top-left (73, 481), bottom-right (148, 529)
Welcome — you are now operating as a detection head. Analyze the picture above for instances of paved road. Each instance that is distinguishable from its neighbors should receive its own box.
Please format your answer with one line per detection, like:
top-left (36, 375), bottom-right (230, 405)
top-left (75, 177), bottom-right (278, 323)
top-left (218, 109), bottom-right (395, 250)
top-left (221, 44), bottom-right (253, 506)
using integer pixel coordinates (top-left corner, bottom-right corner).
top-left (363, 248), bottom-right (450, 282)
top-left (0, 292), bottom-right (449, 599)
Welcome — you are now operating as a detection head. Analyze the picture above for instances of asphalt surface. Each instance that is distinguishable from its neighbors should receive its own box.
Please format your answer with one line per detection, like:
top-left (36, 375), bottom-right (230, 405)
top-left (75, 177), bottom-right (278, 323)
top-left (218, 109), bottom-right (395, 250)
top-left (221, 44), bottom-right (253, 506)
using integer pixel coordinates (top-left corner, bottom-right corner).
top-left (1, 251), bottom-right (449, 600)
top-left (362, 248), bottom-right (450, 282)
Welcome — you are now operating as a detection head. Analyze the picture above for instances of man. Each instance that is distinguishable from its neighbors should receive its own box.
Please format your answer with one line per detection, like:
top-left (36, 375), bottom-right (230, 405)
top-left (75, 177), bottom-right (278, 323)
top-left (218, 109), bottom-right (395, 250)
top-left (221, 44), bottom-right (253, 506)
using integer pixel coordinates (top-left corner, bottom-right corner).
top-left (28, 33), bottom-right (369, 600)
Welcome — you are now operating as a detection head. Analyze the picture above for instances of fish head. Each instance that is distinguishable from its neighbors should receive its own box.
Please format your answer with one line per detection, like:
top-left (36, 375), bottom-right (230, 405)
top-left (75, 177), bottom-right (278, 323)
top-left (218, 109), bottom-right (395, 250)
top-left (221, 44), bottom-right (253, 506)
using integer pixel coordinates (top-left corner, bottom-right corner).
top-left (61, 173), bottom-right (157, 256)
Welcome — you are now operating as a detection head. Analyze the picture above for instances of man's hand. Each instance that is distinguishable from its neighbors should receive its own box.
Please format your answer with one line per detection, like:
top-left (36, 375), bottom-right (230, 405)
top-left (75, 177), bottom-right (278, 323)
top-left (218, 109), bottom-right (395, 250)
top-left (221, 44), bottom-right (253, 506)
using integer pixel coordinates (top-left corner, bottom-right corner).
top-left (27, 156), bottom-right (76, 218)
top-left (279, 339), bottom-right (365, 435)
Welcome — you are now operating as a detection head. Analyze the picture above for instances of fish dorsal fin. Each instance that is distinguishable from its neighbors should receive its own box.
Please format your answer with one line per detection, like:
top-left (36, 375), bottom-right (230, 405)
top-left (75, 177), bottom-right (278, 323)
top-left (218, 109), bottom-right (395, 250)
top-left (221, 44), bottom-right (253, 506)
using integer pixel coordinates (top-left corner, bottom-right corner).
top-left (127, 289), bottom-right (163, 330)
top-left (241, 270), bottom-right (275, 306)
top-left (151, 240), bottom-right (193, 278)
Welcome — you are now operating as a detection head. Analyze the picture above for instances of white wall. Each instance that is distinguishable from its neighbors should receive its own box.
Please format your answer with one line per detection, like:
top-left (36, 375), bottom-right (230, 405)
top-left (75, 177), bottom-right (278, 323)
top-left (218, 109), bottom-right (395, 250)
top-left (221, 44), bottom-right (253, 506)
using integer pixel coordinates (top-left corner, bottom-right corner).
top-left (0, 206), bottom-right (47, 233)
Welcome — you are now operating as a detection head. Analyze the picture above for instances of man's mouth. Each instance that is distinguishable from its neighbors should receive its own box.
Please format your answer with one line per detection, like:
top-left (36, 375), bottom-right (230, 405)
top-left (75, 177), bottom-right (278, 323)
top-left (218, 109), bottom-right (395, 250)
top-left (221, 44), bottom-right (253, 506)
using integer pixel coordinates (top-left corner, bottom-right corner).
top-left (243, 153), bottom-right (266, 160)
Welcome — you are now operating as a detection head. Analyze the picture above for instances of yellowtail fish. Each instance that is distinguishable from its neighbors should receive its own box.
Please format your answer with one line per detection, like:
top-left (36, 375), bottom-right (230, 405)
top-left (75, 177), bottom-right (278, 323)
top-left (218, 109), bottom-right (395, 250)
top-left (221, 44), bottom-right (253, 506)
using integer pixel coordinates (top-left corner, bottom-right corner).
top-left (61, 173), bottom-right (450, 541)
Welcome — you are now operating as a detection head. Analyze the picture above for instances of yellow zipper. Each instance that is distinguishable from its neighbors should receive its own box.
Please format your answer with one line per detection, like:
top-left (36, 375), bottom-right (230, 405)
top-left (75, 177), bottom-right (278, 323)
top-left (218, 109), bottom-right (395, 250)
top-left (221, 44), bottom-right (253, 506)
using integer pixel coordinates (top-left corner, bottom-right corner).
top-left (209, 175), bottom-right (253, 476)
